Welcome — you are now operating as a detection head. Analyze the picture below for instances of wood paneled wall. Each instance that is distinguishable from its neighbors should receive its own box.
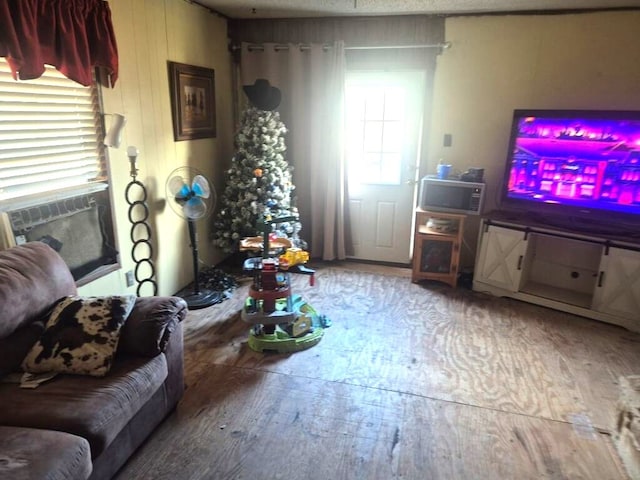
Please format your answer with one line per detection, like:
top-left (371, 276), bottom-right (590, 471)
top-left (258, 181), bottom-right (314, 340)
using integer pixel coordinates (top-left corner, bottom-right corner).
top-left (79, 0), bottom-right (234, 297)
top-left (228, 15), bottom-right (444, 46)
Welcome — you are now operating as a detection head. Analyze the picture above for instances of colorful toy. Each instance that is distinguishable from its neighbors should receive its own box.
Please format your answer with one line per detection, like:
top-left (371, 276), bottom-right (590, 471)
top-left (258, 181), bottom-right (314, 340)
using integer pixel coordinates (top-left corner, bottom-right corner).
top-left (240, 214), bottom-right (329, 353)
top-left (278, 247), bottom-right (310, 270)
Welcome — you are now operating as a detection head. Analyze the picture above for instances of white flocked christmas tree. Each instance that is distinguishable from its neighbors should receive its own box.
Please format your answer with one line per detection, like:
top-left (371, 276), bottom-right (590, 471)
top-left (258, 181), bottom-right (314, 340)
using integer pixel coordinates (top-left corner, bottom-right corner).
top-left (213, 104), bottom-right (304, 253)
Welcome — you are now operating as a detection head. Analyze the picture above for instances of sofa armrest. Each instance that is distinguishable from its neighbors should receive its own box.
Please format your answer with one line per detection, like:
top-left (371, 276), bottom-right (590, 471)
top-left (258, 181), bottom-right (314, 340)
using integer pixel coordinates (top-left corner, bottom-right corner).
top-left (118, 296), bottom-right (187, 357)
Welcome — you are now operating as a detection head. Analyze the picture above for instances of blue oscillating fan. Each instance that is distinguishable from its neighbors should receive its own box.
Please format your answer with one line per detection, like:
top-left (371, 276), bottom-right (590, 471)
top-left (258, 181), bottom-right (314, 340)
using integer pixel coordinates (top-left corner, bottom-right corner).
top-left (166, 167), bottom-right (220, 309)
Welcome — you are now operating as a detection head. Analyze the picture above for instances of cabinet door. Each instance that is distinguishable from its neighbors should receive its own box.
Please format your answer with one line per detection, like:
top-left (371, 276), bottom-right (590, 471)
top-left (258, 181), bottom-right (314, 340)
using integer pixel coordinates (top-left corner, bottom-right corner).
top-left (474, 225), bottom-right (528, 292)
top-left (417, 237), bottom-right (454, 274)
top-left (593, 247), bottom-right (640, 319)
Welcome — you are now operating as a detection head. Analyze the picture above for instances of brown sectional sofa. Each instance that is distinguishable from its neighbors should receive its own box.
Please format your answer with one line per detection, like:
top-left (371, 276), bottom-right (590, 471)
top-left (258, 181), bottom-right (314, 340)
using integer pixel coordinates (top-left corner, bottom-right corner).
top-left (0, 242), bottom-right (188, 479)
top-left (0, 425), bottom-right (92, 480)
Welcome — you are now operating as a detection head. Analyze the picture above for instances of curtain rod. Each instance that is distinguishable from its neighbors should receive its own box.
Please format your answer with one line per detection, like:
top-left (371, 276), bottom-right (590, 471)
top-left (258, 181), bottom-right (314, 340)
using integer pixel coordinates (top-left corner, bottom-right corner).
top-left (232, 42), bottom-right (451, 52)
top-left (346, 43), bottom-right (450, 50)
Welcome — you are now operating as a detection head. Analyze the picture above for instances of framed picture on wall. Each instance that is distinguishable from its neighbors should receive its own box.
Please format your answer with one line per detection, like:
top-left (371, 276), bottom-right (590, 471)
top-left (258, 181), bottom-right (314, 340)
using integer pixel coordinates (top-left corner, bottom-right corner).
top-left (168, 61), bottom-right (216, 141)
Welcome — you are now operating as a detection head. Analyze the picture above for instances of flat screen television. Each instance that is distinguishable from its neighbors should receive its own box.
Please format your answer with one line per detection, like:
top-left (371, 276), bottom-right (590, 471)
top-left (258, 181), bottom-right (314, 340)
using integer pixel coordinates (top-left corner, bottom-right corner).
top-left (499, 109), bottom-right (640, 234)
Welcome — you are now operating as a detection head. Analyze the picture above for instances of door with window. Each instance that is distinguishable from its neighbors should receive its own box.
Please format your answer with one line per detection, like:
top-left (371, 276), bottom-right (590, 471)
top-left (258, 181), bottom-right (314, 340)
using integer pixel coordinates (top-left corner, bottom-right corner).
top-left (345, 70), bottom-right (425, 263)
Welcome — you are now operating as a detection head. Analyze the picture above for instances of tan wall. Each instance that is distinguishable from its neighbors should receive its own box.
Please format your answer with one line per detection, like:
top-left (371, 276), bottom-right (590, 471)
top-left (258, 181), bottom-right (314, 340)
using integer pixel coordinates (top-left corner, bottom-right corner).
top-left (427, 11), bottom-right (640, 267)
top-left (80, 0), bottom-right (233, 296)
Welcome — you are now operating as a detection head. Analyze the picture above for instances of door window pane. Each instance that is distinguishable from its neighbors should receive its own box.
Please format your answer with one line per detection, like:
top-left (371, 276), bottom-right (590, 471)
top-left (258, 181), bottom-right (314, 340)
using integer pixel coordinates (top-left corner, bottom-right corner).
top-left (382, 121), bottom-right (402, 152)
top-left (346, 78), bottom-right (407, 186)
top-left (363, 122), bottom-right (383, 152)
top-left (384, 88), bottom-right (404, 120)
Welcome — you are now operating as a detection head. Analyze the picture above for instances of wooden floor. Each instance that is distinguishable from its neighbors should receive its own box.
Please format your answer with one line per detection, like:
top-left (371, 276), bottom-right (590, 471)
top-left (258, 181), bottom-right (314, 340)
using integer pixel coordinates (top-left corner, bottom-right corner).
top-left (115, 263), bottom-right (639, 480)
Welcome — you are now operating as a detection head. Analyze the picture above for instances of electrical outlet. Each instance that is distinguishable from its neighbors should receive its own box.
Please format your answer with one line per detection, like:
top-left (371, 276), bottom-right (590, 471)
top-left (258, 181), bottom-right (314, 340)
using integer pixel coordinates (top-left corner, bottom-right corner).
top-left (125, 270), bottom-right (135, 287)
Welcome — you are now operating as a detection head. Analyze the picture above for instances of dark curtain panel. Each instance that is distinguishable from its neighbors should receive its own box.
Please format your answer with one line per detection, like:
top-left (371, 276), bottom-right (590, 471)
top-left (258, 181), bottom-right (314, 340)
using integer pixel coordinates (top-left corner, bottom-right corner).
top-left (0, 0), bottom-right (118, 86)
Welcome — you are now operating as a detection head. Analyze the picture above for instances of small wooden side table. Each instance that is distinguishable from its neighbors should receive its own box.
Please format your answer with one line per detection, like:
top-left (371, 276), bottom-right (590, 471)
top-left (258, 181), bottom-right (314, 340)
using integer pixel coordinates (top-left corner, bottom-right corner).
top-left (411, 208), bottom-right (465, 287)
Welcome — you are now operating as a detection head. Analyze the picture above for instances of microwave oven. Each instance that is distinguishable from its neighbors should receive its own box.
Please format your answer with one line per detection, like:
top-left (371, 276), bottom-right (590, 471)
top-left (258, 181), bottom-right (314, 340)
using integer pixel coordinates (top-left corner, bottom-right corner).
top-left (418, 177), bottom-right (485, 215)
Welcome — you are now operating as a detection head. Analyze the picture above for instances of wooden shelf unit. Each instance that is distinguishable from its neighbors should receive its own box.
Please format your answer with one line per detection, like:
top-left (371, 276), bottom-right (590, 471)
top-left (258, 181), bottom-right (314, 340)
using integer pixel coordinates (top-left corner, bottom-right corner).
top-left (412, 208), bottom-right (466, 287)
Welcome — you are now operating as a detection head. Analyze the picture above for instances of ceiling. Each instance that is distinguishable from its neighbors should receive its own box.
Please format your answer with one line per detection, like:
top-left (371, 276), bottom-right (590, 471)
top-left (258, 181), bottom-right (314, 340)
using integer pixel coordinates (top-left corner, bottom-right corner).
top-left (196, 0), bottom-right (640, 19)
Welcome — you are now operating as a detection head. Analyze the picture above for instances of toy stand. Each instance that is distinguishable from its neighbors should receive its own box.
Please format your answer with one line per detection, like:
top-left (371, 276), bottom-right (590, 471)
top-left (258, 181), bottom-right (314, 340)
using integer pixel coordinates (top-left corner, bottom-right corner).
top-left (239, 215), bottom-right (329, 353)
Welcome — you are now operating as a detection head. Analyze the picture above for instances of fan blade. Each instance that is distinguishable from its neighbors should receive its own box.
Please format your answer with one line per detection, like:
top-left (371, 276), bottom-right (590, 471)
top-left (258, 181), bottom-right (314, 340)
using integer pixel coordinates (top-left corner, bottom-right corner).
top-left (177, 184), bottom-right (191, 199)
top-left (168, 176), bottom-right (189, 198)
top-left (183, 196), bottom-right (207, 219)
top-left (191, 175), bottom-right (211, 198)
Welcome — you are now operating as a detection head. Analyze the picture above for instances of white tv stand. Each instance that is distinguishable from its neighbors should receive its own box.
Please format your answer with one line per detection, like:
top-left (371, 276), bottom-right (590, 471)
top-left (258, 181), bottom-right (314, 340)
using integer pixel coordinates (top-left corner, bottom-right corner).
top-left (472, 211), bottom-right (640, 333)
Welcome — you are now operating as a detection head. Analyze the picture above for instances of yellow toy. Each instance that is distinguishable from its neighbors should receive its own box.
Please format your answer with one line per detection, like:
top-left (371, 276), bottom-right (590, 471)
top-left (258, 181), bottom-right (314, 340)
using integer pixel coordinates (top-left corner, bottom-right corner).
top-left (278, 247), bottom-right (309, 269)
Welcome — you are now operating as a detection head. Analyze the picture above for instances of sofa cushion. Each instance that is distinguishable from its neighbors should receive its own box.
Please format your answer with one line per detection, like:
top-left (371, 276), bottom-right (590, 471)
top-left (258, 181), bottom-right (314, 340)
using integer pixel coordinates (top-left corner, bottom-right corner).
top-left (0, 426), bottom-right (92, 480)
top-left (0, 353), bottom-right (168, 459)
top-left (0, 242), bottom-right (76, 339)
top-left (22, 295), bottom-right (136, 377)
top-left (0, 320), bottom-right (45, 378)
top-left (118, 296), bottom-right (188, 357)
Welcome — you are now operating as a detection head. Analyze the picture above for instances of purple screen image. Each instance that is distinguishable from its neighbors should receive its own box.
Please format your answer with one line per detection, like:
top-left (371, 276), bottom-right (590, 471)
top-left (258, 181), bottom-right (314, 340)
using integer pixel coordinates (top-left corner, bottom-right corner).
top-left (505, 114), bottom-right (640, 215)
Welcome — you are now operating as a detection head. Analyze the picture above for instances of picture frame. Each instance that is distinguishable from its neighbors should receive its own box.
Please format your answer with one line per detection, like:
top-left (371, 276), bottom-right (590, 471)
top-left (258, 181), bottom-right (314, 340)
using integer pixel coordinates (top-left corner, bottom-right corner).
top-left (168, 61), bottom-right (216, 141)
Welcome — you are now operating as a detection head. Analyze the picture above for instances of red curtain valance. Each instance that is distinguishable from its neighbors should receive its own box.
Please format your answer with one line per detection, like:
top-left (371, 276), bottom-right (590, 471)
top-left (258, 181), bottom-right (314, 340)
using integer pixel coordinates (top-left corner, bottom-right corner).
top-left (0, 0), bottom-right (118, 86)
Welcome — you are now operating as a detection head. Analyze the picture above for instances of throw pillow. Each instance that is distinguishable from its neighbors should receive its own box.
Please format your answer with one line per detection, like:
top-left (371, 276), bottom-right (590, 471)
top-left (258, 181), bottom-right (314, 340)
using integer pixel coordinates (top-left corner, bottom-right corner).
top-left (22, 295), bottom-right (137, 377)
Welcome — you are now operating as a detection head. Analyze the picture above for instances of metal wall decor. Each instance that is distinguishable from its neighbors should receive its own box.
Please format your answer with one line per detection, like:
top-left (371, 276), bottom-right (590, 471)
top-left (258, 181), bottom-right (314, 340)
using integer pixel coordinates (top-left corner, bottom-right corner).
top-left (125, 146), bottom-right (157, 296)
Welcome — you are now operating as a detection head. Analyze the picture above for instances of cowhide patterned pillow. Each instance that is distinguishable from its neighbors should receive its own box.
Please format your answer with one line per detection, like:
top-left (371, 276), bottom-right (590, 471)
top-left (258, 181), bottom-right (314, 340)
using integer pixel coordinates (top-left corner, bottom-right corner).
top-left (22, 295), bottom-right (137, 377)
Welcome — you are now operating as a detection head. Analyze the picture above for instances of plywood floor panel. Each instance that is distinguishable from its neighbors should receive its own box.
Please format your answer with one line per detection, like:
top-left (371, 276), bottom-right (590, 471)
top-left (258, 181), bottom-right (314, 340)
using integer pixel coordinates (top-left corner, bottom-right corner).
top-left (118, 363), bottom-right (626, 480)
top-left (116, 264), bottom-right (639, 479)
top-left (185, 267), bottom-right (639, 430)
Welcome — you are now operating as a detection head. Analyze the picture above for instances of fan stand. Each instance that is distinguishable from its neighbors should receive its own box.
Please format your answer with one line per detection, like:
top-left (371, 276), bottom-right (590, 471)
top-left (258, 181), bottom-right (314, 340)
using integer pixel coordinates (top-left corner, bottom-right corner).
top-left (177, 219), bottom-right (222, 310)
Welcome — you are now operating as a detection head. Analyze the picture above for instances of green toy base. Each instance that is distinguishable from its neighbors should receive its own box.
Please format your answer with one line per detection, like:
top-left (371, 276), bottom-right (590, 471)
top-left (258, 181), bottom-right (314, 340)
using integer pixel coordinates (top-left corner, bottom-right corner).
top-left (248, 325), bottom-right (324, 353)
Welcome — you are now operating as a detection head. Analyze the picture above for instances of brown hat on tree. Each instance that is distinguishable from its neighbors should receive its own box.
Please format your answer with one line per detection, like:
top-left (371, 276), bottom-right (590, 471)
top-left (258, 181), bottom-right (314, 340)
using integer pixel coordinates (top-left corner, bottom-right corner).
top-left (243, 78), bottom-right (281, 111)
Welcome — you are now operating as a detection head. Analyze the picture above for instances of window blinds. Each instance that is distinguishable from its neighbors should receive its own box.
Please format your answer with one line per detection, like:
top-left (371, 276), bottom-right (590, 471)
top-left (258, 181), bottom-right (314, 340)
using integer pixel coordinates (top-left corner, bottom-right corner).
top-left (0, 59), bottom-right (106, 204)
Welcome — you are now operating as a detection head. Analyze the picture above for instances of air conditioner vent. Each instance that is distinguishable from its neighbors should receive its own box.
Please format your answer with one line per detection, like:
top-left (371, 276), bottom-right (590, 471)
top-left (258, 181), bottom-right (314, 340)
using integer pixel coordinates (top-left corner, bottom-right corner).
top-left (8, 194), bottom-right (97, 232)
